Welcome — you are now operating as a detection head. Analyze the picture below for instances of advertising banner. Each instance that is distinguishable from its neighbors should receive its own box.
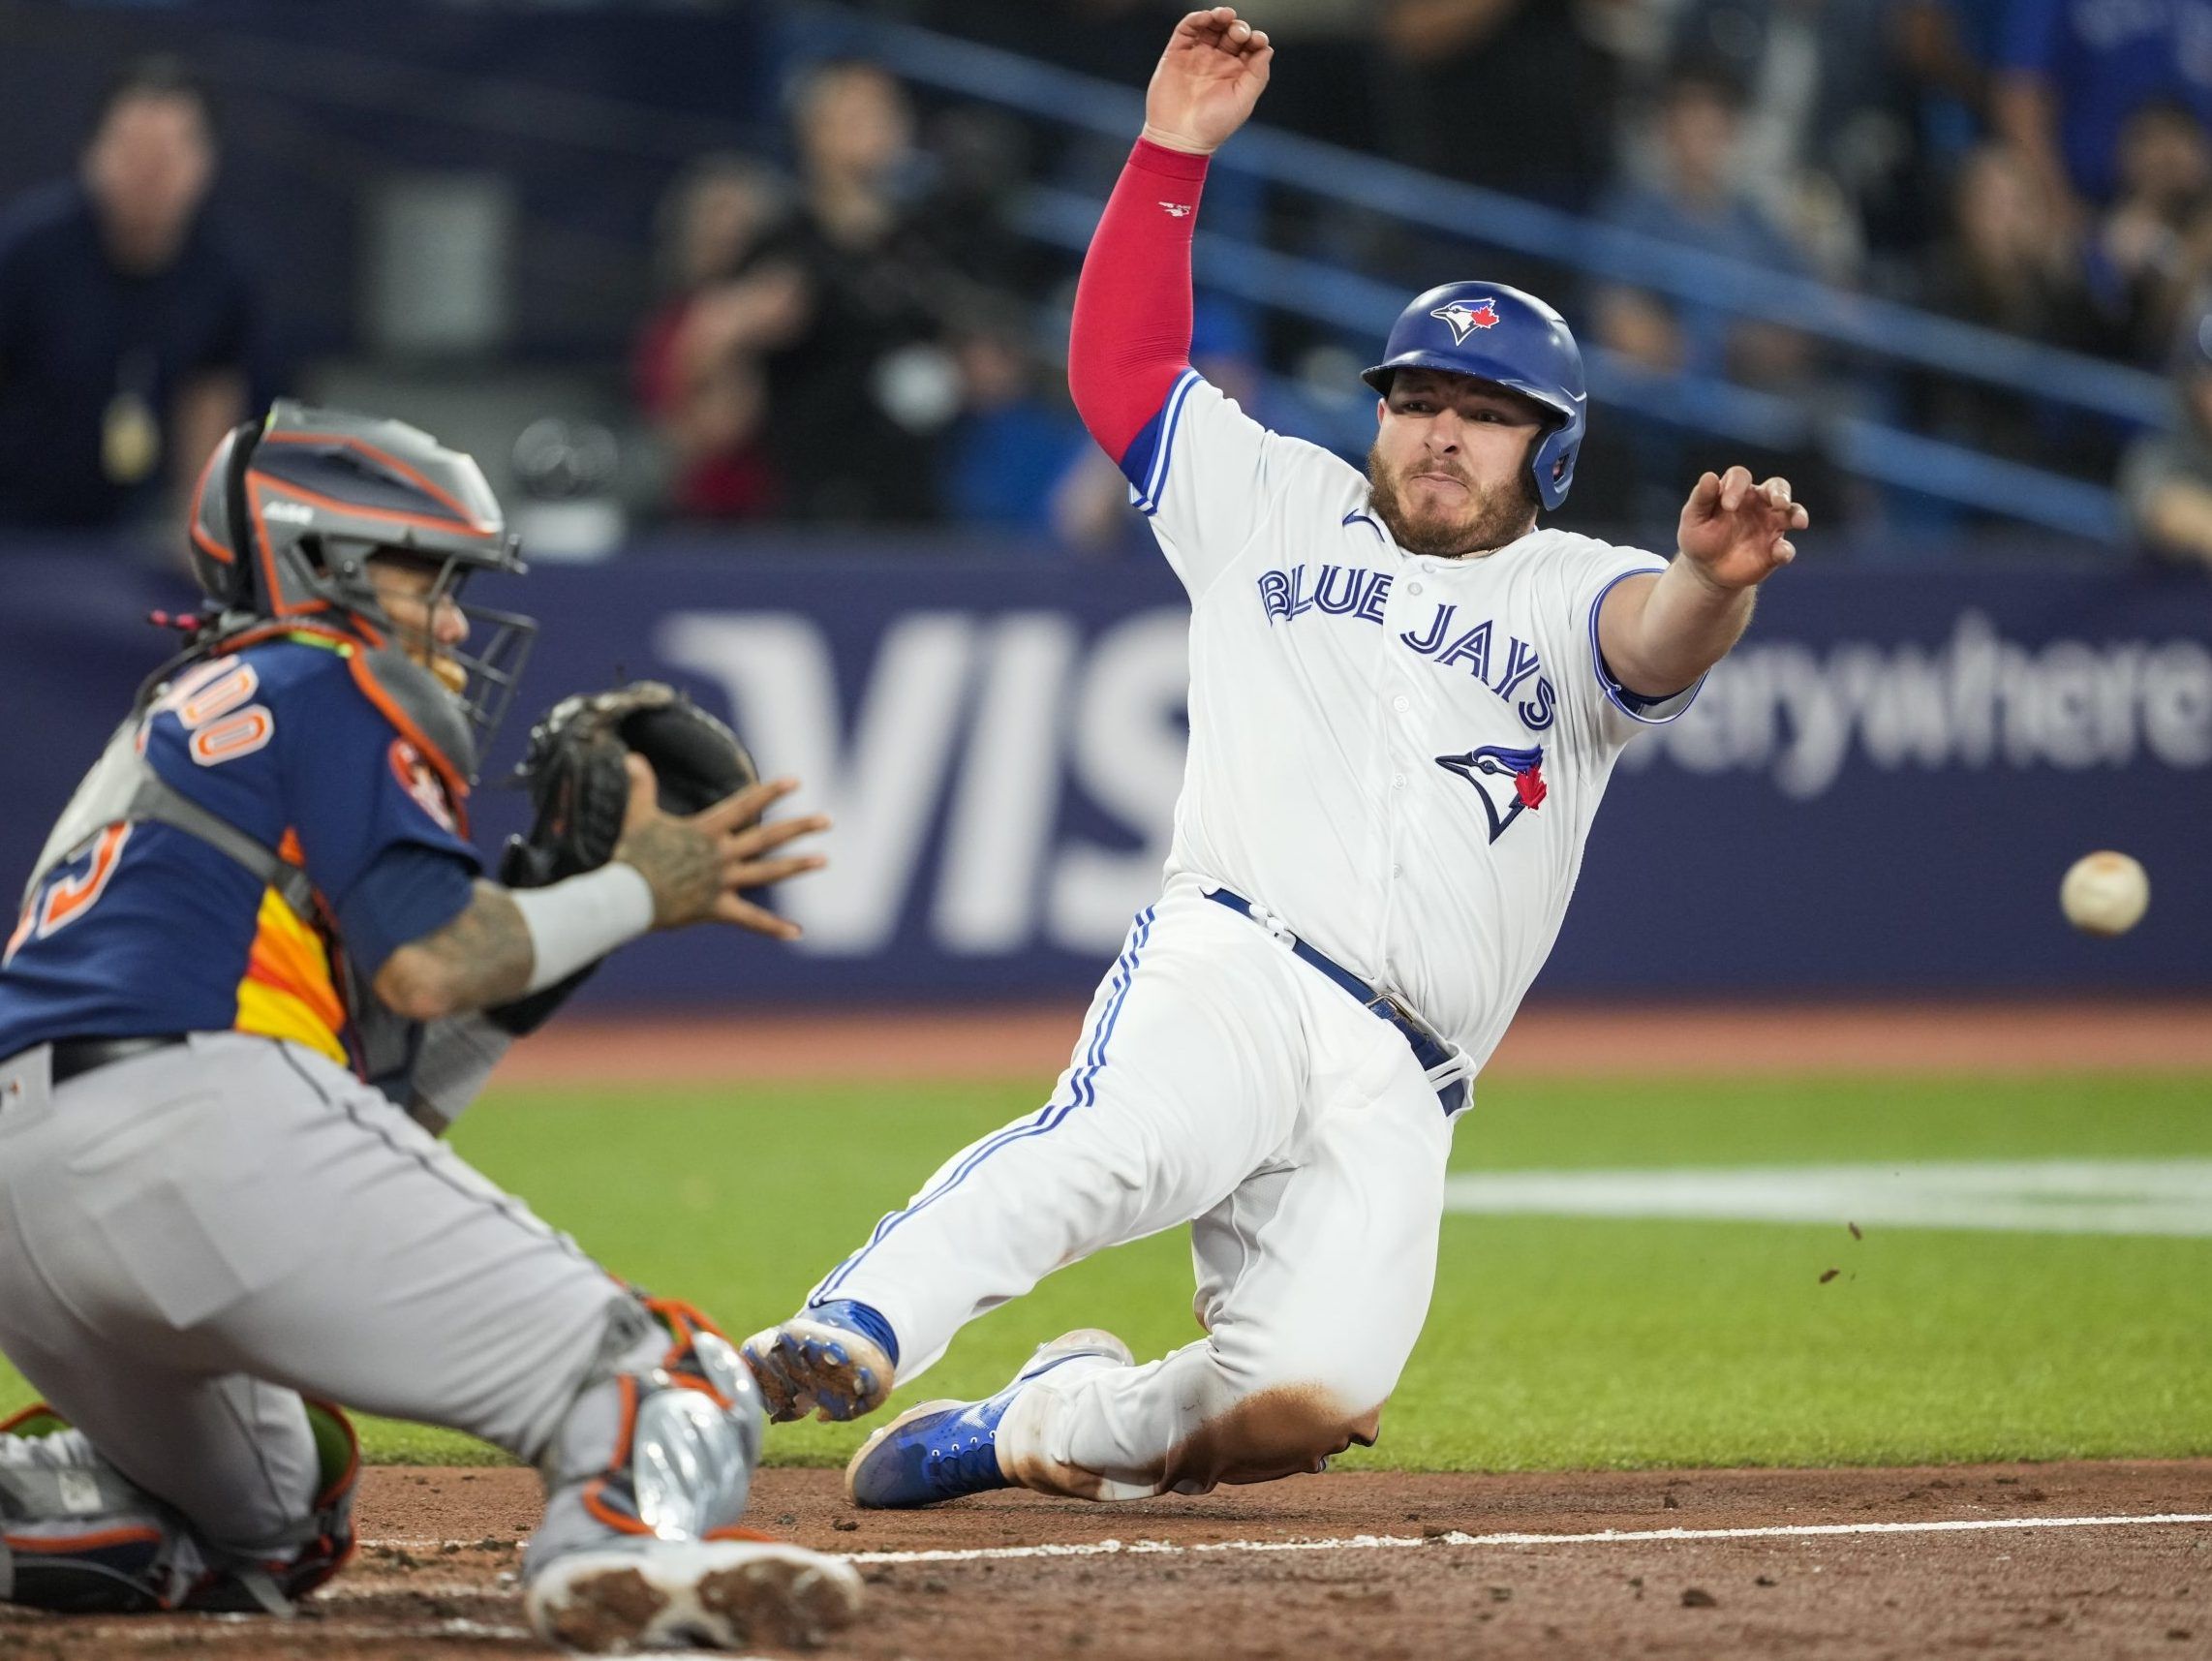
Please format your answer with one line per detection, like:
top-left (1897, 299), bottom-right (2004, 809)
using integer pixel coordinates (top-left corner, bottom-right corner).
top-left (3, 548), bottom-right (2203, 999)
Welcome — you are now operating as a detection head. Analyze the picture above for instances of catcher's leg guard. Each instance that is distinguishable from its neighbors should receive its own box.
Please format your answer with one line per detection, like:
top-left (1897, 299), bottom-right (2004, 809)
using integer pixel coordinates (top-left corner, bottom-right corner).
top-left (525, 1295), bottom-right (862, 1652)
top-left (0, 1398), bottom-right (358, 1615)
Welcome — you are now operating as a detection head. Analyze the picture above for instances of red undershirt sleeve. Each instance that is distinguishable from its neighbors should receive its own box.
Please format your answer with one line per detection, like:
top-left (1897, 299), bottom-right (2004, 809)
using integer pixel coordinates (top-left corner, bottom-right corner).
top-left (1068, 138), bottom-right (1212, 483)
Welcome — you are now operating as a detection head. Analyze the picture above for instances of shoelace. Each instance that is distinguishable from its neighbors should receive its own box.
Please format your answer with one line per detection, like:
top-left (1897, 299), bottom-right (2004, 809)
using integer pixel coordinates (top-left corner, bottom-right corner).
top-left (923, 1413), bottom-right (1002, 1497)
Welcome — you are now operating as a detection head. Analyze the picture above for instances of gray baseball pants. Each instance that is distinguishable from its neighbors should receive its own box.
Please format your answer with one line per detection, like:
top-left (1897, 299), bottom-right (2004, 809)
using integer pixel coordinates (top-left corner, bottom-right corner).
top-left (0, 1032), bottom-right (628, 1552)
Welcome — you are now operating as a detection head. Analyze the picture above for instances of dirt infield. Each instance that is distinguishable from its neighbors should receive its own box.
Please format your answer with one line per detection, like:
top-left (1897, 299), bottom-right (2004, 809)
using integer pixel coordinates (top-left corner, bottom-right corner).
top-left (4, 1461), bottom-right (2206, 1658)
top-left (6, 1003), bottom-right (2198, 1657)
top-left (491, 998), bottom-right (2212, 1087)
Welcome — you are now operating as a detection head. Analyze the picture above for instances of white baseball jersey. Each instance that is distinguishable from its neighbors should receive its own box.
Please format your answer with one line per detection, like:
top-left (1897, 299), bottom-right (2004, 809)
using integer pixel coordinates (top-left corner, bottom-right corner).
top-left (1133, 370), bottom-right (1697, 1071)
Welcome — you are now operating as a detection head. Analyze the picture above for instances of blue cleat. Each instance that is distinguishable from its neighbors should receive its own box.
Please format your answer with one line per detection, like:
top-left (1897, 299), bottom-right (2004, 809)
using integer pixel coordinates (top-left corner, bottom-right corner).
top-left (845, 1329), bottom-right (1132, 1509)
top-left (739, 1303), bottom-right (897, 1425)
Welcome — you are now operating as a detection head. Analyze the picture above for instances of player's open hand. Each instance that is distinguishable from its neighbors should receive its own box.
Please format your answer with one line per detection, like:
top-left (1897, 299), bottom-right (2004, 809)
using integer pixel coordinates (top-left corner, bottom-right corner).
top-left (1674, 466), bottom-right (1807, 591)
top-left (612, 754), bottom-right (829, 939)
top-left (1143, 8), bottom-right (1273, 156)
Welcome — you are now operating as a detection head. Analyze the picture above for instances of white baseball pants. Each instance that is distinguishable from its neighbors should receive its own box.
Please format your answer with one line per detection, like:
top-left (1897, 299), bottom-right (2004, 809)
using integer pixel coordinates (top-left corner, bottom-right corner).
top-left (813, 875), bottom-right (1462, 1497)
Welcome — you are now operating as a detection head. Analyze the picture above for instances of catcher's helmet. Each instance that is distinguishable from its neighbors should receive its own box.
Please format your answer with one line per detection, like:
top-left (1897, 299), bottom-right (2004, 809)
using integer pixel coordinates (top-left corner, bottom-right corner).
top-left (1362, 281), bottom-right (1587, 510)
top-left (186, 400), bottom-right (537, 762)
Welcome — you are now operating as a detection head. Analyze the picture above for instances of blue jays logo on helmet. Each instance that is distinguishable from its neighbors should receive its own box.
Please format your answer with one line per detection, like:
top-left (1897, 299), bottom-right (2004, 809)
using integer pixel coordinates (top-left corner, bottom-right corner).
top-left (1434, 743), bottom-right (1548, 844)
top-left (1429, 297), bottom-right (1501, 344)
top-left (1364, 281), bottom-right (1587, 511)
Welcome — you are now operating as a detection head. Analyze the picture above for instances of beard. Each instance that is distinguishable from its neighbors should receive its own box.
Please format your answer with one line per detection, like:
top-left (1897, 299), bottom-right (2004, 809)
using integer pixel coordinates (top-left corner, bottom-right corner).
top-left (1366, 443), bottom-right (1539, 558)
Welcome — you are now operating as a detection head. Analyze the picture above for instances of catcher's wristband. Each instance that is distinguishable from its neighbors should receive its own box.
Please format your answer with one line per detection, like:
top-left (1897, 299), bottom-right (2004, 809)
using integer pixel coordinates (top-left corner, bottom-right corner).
top-left (509, 863), bottom-right (655, 994)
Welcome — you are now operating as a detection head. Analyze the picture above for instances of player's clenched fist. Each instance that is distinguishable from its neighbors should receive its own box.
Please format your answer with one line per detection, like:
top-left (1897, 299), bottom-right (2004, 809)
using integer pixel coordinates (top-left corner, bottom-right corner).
top-left (1142, 8), bottom-right (1273, 156)
top-left (1674, 466), bottom-right (1808, 591)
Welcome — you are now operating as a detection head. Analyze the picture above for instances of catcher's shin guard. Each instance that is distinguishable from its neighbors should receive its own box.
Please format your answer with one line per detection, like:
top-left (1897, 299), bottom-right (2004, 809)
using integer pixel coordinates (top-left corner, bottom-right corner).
top-left (0, 1399), bottom-right (359, 1616)
top-left (524, 1295), bottom-right (864, 1652)
top-left (529, 1296), bottom-right (766, 1567)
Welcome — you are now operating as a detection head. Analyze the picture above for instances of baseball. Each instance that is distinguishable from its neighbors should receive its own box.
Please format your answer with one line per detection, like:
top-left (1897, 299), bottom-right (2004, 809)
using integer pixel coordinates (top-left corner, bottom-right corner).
top-left (2060, 851), bottom-right (2150, 937)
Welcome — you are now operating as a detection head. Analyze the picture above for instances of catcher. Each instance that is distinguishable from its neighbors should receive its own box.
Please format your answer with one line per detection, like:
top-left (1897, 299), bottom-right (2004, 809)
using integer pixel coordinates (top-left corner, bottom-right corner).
top-left (0, 401), bottom-right (859, 1651)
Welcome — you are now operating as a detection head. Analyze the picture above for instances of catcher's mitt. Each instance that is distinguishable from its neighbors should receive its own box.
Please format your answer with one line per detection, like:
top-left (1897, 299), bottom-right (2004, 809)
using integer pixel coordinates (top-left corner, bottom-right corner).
top-left (499, 681), bottom-right (757, 888)
top-left (487, 681), bottom-right (757, 1034)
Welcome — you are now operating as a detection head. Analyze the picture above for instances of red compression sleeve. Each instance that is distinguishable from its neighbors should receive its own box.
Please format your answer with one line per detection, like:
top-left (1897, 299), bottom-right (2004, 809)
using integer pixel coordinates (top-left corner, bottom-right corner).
top-left (1069, 138), bottom-right (1212, 467)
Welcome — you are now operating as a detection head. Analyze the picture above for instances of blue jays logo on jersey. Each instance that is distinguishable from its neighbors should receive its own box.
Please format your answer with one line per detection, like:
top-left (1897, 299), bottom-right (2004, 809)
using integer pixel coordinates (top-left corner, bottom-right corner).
top-left (1435, 744), bottom-right (1547, 844)
top-left (1430, 297), bottom-right (1501, 345)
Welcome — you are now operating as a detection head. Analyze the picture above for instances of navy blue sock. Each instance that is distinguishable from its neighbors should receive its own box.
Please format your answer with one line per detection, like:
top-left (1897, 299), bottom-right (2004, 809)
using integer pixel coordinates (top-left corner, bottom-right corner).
top-left (810, 1298), bottom-right (900, 1368)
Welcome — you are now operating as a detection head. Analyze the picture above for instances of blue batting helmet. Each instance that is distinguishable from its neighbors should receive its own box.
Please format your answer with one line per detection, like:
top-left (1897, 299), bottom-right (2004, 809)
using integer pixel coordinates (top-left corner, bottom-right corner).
top-left (1362, 281), bottom-right (1587, 510)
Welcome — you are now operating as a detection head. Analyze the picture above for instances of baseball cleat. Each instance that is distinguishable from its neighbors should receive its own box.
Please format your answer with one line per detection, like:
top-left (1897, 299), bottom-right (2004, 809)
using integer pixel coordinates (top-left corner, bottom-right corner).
top-left (845, 1328), bottom-right (1132, 1510)
top-left (524, 1536), bottom-right (863, 1654)
top-left (740, 1307), bottom-right (896, 1425)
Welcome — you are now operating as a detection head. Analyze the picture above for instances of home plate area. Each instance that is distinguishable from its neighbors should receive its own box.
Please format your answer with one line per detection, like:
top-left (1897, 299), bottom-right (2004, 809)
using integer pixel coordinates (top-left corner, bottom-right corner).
top-left (3, 1462), bottom-right (2205, 1659)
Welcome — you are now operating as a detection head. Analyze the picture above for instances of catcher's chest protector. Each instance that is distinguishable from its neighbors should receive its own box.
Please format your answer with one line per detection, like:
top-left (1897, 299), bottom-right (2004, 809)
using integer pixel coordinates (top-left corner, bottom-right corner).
top-left (1, 636), bottom-right (478, 1090)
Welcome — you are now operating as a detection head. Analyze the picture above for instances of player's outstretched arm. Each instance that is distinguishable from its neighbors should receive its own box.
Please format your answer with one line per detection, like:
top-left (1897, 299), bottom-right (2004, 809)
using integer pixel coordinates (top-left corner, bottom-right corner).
top-left (1068, 11), bottom-right (1272, 475)
top-left (1597, 466), bottom-right (1806, 698)
top-left (373, 761), bottom-right (828, 1022)
top-left (1141, 8), bottom-right (1273, 155)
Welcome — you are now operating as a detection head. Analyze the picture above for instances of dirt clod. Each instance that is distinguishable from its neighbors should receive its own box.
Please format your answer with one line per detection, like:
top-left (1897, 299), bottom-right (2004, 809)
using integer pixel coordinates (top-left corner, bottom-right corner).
top-left (545, 1565), bottom-right (667, 1652)
top-left (1682, 1588), bottom-right (1720, 1608)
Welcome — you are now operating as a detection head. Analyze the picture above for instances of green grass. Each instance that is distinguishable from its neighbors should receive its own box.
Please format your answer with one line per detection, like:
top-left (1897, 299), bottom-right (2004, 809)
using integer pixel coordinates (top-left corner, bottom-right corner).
top-left (5, 1073), bottom-right (2208, 1472)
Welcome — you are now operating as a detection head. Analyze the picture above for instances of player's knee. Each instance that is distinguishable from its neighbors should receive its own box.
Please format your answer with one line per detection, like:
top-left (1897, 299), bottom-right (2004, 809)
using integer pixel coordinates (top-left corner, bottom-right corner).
top-left (1164, 1374), bottom-right (1382, 1492)
top-left (1161, 1344), bottom-right (1386, 1492)
top-left (529, 1293), bottom-right (764, 1575)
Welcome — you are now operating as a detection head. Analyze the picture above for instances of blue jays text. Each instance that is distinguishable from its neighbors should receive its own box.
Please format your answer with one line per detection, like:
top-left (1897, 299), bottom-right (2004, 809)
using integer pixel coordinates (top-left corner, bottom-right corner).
top-left (1255, 564), bottom-right (1557, 731)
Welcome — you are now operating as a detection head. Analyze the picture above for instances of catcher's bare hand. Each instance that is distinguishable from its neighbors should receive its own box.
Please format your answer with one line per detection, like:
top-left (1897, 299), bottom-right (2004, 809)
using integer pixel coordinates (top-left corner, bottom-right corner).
top-left (612, 755), bottom-right (828, 938)
top-left (1675, 466), bottom-right (1807, 592)
top-left (1143, 8), bottom-right (1273, 156)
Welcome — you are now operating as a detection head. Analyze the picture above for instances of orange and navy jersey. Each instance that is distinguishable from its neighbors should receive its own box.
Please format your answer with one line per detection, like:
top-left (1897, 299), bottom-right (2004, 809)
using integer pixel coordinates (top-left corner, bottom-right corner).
top-left (0, 634), bottom-right (478, 1068)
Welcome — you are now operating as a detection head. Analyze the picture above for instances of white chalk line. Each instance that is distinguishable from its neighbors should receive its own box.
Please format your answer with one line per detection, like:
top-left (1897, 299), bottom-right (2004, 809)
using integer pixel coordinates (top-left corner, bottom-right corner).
top-left (361, 1511), bottom-right (2212, 1567)
top-left (325, 1578), bottom-right (508, 1599)
top-left (1444, 1159), bottom-right (2212, 1236)
top-left (4, 1615), bottom-right (533, 1643)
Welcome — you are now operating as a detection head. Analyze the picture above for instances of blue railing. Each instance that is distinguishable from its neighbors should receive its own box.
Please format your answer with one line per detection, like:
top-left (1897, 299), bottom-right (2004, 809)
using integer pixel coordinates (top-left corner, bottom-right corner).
top-left (790, 4), bottom-right (2152, 540)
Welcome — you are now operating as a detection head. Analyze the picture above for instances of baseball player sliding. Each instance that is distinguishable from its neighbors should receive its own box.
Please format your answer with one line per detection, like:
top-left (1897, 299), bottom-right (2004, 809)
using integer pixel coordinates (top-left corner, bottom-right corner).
top-left (0, 404), bottom-right (860, 1649)
top-left (743, 7), bottom-right (1805, 1507)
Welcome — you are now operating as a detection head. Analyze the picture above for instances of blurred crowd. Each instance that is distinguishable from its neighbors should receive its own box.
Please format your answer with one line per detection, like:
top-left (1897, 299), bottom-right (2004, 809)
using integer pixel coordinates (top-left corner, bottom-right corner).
top-left (10, 2), bottom-right (2212, 569)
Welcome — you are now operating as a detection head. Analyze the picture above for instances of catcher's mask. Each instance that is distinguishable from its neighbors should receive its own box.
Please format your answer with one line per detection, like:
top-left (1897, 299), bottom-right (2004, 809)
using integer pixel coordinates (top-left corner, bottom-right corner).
top-left (187, 400), bottom-right (538, 769)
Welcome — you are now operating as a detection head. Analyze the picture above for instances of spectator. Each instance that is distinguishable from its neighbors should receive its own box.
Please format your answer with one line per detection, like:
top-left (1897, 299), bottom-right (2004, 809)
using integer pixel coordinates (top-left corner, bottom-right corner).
top-left (940, 315), bottom-right (1089, 538)
top-left (1922, 141), bottom-right (2102, 341)
top-left (1992, 0), bottom-right (2212, 237)
top-left (2089, 100), bottom-right (2212, 362)
top-left (1373, 0), bottom-right (1619, 211)
top-left (631, 154), bottom-right (803, 521)
top-left (1891, 0), bottom-right (2008, 161)
top-left (1668, 0), bottom-right (1889, 261)
top-left (1917, 141), bottom-right (2115, 467)
top-left (917, 106), bottom-right (1057, 301)
top-left (746, 60), bottom-right (963, 524)
top-left (2118, 307), bottom-right (2212, 569)
top-left (1593, 63), bottom-right (1813, 388)
top-left (0, 57), bottom-right (265, 534)
top-left (1876, 0), bottom-right (2012, 263)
